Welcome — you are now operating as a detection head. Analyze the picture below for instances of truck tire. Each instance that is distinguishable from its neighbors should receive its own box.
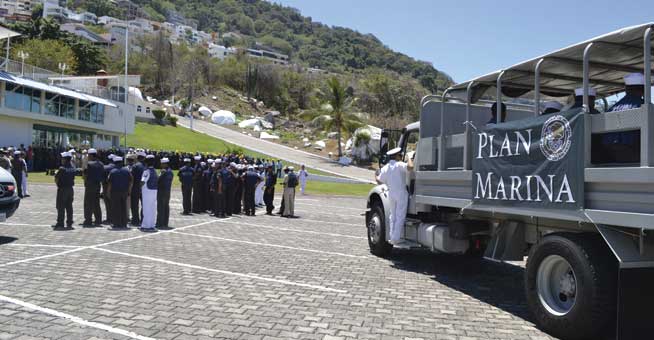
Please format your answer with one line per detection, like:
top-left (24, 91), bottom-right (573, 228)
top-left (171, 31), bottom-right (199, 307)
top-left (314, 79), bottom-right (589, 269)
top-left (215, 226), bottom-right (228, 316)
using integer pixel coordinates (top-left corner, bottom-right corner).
top-left (367, 203), bottom-right (392, 257)
top-left (525, 233), bottom-right (616, 340)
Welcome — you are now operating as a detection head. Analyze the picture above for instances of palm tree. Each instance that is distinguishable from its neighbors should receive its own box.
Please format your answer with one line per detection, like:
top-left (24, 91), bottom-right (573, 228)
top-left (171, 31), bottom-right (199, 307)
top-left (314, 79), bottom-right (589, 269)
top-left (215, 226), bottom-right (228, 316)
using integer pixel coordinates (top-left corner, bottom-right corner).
top-left (301, 77), bottom-right (364, 158)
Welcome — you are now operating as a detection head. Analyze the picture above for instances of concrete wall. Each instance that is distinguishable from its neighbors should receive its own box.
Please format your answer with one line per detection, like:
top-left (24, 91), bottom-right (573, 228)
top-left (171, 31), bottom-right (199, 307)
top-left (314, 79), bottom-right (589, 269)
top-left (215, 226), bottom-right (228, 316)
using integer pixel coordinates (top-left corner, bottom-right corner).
top-left (0, 115), bottom-right (32, 147)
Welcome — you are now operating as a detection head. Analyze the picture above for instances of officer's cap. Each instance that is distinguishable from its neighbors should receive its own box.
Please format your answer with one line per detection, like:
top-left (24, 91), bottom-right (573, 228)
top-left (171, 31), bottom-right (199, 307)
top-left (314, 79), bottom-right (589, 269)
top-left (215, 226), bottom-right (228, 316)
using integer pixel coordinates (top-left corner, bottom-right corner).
top-left (247, 166), bottom-right (254, 170)
top-left (201, 162), bottom-right (206, 167)
top-left (108, 154), bottom-right (115, 160)
top-left (61, 152), bottom-right (72, 158)
top-left (14, 151), bottom-right (21, 155)
top-left (574, 87), bottom-right (597, 96)
top-left (87, 148), bottom-right (97, 155)
top-left (215, 159), bottom-right (222, 163)
top-left (160, 157), bottom-right (170, 164)
top-left (145, 154), bottom-right (155, 159)
top-left (207, 159), bottom-right (214, 164)
top-left (183, 158), bottom-right (191, 162)
top-left (113, 156), bottom-right (123, 162)
top-left (624, 73), bottom-right (645, 85)
top-left (288, 166), bottom-right (294, 171)
top-left (69, 148), bottom-right (76, 153)
top-left (126, 153), bottom-right (136, 159)
top-left (194, 155), bottom-right (201, 161)
top-left (386, 147), bottom-right (402, 156)
top-left (136, 151), bottom-right (146, 157)
top-left (230, 162), bottom-right (237, 168)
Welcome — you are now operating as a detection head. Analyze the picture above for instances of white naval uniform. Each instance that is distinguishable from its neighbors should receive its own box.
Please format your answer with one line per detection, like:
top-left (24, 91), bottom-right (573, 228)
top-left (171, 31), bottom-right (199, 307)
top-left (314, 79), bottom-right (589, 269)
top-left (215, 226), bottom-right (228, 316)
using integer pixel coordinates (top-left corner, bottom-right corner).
top-left (255, 171), bottom-right (265, 206)
top-left (140, 168), bottom-right (157, 229)
top-left (378, 160), bottom-right (408, 244)
top-left (298, 169), bottom-right (308, 194)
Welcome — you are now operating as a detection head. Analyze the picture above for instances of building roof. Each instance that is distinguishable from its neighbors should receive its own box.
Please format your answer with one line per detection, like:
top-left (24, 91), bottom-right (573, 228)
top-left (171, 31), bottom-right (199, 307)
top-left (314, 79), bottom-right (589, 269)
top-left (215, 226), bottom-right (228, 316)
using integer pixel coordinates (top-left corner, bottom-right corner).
top-left (0, 71), bottom-right (117, 107)
top-left (0, 26), bottom-right (21, 40)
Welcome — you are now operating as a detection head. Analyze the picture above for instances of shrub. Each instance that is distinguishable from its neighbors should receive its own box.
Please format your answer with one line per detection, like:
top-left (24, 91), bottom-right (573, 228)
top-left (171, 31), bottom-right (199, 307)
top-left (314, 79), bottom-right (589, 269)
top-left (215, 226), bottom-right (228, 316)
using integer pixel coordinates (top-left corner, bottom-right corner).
top-left (152, 109), bottom-right (166, 123)
top-left (167, 115), bottom-right (178, 127)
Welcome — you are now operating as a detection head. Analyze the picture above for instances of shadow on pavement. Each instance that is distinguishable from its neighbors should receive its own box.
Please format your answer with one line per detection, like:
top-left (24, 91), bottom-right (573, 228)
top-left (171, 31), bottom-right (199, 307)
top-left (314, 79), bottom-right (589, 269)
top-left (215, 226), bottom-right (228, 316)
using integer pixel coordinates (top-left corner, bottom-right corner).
top-left (0, 236), bottom-right (18, 245)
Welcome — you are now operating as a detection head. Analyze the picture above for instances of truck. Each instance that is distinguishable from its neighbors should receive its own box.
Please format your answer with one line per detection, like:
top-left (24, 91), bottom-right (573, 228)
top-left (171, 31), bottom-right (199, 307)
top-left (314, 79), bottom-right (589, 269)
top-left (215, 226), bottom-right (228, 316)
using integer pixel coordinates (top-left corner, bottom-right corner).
top-left (365, 23), bottom-right (654, 340)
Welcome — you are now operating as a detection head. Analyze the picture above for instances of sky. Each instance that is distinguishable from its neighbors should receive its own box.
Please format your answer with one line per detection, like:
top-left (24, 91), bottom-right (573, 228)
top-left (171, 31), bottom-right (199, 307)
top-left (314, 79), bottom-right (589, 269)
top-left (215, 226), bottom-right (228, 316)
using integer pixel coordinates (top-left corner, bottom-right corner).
top-left (275, 0), bottom-right (654, 83)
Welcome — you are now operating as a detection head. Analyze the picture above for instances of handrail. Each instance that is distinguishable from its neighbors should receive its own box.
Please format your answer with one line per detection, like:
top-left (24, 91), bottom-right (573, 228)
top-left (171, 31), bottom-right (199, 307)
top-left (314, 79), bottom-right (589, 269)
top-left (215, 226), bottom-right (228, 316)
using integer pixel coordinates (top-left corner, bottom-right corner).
top-left (583, 43), bottom-right (594, 168)
top-left (438, 87), bottom-right (452, 171)
top-left (496, 70), bottom-right (505, 124)
top-left (534, 58), bottom-right (544, 117)
top-left (644, 27), bottom-right (653, 167)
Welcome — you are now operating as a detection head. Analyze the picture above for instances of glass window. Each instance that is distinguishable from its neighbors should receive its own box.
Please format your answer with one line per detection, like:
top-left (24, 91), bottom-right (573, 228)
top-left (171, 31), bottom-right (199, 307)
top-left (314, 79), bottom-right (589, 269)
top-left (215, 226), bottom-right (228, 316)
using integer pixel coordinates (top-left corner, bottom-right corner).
top-left (30, 89), bottom-right (41, 113)
top-left (146, 107), bottom-right (151, 113)
top-left (404, 131), bottom-right (419, 163)
top-left (63, 97), bottom-right (75, 119)
top-left (79, 100), bottom-right (91, 121)
top-left (5, 82), bottom-right (26, 111)
top-left (137, 105), bottom-right (142, 112)
top-left (45, 92), bottom-right (59, 116)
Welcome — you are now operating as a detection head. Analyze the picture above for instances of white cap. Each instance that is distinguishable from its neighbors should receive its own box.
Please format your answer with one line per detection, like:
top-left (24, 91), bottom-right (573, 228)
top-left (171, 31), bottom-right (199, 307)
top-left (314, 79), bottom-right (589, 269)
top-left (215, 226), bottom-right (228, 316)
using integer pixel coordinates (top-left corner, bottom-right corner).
top-left (69, 148), bottom-right (76, 153)
top-left (624, 73), bottom-right (645, 85)
top-left (194, 155), bottom-right (201, 161)
top-left (61, 152), bottom-right (72, 158)
top-left (575, 87), bottom-right (597, 96)
top-left (146, 154), bottom-right (155, 159)
top-left (108, 154), bottom-right (115, 160)
top-left (215, 159), bottom-right (222, 163)
top-left (542, 101), bottom-right (563, 111)
top-left (136, 151), bottom-right (146, 157)
top-left (183, 158), bottom-right (191, 162)
top-left (207, 159), bottom-right (214, 164)
top-left (230, 162), bottom-right (237, 167)
top-left (160, 157), bottom-right (169, 164)
top-left (201, 162), bottom-right (206, 166)
top-left (247, 166), bottom-right (254, 170)
top-left (126, 153), bottom-right (136, 159)
top-left (386, 147), bottom-right (402, 156)
top-left (113, 156), bottom-right (123, 162)
top-left (288, 166), bottom-right (294, 171)
top-left (14, 151), bottom-right (21, 155)
top-left (87, 148), bottom-right (97, 154)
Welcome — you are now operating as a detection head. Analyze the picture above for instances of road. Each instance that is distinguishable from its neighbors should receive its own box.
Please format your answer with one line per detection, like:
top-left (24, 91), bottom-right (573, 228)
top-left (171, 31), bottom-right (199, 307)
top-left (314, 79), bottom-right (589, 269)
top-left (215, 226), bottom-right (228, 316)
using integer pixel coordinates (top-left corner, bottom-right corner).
top-left (176, 115), bottom-right (376, 184)
top-left (0, 185), bottom-right (561, 340)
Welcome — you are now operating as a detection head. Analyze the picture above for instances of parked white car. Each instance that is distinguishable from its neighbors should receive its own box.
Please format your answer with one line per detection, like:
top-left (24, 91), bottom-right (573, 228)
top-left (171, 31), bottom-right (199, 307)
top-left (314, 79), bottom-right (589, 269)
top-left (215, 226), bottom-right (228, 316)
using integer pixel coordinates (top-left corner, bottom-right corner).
top-left (0, 167), bottom-right (20, 222)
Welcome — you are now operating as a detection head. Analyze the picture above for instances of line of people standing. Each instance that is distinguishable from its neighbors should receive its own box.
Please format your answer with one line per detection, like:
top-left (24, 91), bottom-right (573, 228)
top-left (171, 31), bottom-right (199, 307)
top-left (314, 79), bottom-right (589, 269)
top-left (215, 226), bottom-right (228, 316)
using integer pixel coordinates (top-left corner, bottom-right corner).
top-left (51, 149), bottom-right (301, 231)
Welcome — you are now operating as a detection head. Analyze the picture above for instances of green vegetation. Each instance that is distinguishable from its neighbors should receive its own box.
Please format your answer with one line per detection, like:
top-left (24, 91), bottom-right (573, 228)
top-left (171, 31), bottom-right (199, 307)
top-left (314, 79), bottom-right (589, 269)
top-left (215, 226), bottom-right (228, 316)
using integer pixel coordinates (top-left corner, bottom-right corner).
top-left (128, 122), bottom-right (336, 177)
top-left (12, 39), bottom-right (78, 74)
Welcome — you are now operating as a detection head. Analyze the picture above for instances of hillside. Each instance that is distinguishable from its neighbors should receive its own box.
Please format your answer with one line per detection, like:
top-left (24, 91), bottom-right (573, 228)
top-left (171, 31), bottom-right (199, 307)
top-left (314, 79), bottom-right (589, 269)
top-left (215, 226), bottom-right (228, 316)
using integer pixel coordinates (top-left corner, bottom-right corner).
top-left (125, 0), bottom-right (452, 91)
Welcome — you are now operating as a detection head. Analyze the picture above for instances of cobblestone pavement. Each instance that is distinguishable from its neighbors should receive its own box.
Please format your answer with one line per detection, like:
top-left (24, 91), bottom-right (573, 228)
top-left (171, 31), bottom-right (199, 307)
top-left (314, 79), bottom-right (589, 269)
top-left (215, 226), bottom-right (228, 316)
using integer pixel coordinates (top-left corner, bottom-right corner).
top-left (0, 184), bottom-right (558, 340)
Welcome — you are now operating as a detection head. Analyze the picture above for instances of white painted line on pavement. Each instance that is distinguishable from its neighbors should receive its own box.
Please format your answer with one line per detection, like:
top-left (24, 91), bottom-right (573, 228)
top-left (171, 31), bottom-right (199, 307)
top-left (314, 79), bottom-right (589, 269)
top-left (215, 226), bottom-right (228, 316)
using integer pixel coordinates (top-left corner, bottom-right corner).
top-left (8, 244), bottom-right (82, 249)
top-left (92, 247), bottom-right (346, 293)
top-left (0, 219), bottom-right (225, 267)
top-left (0, 222), bottom-right (52, 227)
top-left (173, 231), bottom-right (366, 259)
top-left (273, 217), bottom-right (361, 227)
top-left (294, 202), bottom-right (363, 211)
top-left (0, 294), bottom-right (157, 340)
top-left (218, 220), bottom-right (366, 239)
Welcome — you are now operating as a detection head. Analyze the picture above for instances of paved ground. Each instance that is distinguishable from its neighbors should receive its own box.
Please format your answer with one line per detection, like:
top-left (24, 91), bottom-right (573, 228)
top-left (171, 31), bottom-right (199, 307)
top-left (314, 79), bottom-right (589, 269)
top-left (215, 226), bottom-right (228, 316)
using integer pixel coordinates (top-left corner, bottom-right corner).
top-left (0, 184), bottom-right (557, 340)
top-left (175, 116), bottom-right (376, 184)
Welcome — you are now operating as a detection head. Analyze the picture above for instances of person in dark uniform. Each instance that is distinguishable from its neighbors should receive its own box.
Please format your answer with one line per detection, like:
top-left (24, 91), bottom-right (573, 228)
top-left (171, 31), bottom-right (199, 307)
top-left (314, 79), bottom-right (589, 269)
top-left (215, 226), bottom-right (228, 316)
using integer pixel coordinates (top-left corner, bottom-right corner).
top-left (191, 156), bottom-right (203, 213)
top-left (233, 165), bottom-right (244, 215)
top-left (11, 151), bottom-right (25, 198)
top-left (107, 156), bottom-right (132, 229)
top-left (52, 152), bottom-right (76, 230)
top-left (263, 164), bottom-right (276, 215)
top-left (211, 160), bottom-right (225, 217)
top-left (202, 160), bottom-right (214, 213)
top-left (82, 149), bottom-right (104, 227)
top-left (178, 158), bottom-right (194, 215)
top-left (221, 163), bottom-right (236, 216)
top-left (242, 166), bottom-right (261, 216)
top-left (156, 157), bottom-right (173, 229)
top-left (129, 152), bottom-right (145, 226)
top-left (102, 154), bottom-right (115, 225)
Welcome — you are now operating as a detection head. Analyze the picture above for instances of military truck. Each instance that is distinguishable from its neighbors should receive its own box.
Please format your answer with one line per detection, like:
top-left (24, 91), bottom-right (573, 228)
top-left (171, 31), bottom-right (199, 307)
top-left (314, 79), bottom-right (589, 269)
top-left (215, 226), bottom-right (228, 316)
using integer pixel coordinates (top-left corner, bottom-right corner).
top-left (366, 23), bottom-right (654, 340)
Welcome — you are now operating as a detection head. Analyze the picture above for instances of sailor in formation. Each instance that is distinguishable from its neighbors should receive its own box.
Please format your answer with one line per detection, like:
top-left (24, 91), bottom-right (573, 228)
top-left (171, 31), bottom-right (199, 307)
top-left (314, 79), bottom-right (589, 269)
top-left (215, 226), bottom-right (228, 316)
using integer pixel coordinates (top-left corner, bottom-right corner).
top-left (82, 148), bottom-right (104, 227)
top-left (178, 158), bottom-right (194, 215)
top-left (108, 156), bottom-right (132, 229)
top-left (376, 147), bottom-right (414, 247)
top-left (156, 157), bottom-right (173, 229)
top-left (129, 151), bottom-right (145, 226)
top-left (52, 151), bottom-right (76, 230)
top-left (140, 154), bottom-right (158, 231)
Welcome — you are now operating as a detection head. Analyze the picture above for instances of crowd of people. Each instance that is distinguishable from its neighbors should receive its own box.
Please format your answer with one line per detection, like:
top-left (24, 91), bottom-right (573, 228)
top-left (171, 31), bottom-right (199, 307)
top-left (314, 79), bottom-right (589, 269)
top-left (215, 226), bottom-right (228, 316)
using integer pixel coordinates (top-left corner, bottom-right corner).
top-left (1, 146), bottom-right (310, 231)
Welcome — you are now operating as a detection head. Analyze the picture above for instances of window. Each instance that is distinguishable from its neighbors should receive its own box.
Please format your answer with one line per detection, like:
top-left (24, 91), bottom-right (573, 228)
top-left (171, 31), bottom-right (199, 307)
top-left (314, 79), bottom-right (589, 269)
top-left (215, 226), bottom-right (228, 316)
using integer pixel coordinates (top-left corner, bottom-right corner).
top-left (79, 100), bottom-right (91, 121)
top-left (44, 92), bottom-right (75, 119)
top-left (146, 107), bottom-right (151, 114)
top-left (403, 130), bottom-right (420, 163)
top-left (5, 83), bottom-right (40, 113)
top-left (137, 105), bottom-right (142, 112)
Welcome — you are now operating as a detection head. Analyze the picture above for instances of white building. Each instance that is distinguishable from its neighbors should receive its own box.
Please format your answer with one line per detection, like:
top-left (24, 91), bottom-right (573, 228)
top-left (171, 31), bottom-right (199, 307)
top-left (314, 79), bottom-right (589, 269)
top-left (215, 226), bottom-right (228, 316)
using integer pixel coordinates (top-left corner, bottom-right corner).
top-left (0, 0), bottom-right (33, 22)
top-left (0, 70), bottom-right (130, 150)
top-left (60, 23), bottom-right (110, 45)
top-left (208, 43), bottom-right (236, 60)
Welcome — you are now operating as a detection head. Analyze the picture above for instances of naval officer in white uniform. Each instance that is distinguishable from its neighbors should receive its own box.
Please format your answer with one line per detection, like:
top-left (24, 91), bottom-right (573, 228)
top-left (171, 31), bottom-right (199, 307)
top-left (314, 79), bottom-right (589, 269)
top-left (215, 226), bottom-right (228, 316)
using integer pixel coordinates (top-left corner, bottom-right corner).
top-left (375, 147), bottom-right (413, 247)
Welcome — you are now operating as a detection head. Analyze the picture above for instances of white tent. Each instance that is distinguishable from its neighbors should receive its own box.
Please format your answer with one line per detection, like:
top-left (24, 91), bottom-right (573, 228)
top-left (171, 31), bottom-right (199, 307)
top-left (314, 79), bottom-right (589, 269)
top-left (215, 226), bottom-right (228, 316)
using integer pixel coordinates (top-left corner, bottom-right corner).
top-left (238, 118), bottom-right (260, 129)
top-left (198, 106), bottom-right (212, 116)
top-left (260, 132), bottom-right (280, 140)
top-left (210, 110), bottom-right (236, 125)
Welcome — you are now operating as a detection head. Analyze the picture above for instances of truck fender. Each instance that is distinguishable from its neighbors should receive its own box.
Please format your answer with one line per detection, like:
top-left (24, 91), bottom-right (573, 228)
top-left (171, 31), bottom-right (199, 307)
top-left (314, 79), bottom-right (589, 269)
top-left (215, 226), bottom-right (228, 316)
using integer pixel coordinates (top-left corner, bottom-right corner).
top-left (366, 184), bottom-right (391, 241)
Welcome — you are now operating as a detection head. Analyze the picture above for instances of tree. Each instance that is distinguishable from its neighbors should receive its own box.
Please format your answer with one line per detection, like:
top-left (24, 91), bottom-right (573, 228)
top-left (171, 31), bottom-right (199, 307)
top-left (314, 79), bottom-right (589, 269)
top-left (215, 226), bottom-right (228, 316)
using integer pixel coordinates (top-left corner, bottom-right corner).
top-left (301, 77), bottom-right (364, 157)
top-left (13, 39), bottom-right (77, 74)
top-left (83, 0), bottom-right (122, 17)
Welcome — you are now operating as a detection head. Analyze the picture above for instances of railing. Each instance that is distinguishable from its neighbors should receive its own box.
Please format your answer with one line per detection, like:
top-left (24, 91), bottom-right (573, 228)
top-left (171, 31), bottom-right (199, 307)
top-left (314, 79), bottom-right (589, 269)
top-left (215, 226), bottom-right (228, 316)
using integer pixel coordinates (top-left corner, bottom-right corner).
top-left (0, 58), bottom-right (59, 83)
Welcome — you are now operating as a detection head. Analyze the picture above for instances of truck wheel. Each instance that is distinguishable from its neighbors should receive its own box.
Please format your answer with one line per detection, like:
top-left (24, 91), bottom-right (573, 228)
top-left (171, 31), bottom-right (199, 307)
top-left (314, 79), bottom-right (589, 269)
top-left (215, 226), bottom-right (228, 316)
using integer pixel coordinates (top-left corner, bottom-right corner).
top-left (367, 203), bottom-right (392, 257)
top-left (525, 233), bottom-right (616, 340)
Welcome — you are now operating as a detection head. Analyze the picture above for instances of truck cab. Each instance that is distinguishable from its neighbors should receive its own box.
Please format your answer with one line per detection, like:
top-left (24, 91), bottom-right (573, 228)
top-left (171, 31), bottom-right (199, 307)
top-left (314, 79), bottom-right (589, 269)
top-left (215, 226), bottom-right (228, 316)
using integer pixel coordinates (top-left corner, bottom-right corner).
top-left (366, 23), bottom-right (654, 340)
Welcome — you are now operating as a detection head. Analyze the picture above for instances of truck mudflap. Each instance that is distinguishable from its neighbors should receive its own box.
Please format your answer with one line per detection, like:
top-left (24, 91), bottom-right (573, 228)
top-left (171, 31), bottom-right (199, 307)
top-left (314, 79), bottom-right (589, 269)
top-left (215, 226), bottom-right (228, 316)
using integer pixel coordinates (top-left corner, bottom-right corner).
top-left (595, 224), bottom-right (654, 339)
top-left (617, 267), bottom-right (654, 339)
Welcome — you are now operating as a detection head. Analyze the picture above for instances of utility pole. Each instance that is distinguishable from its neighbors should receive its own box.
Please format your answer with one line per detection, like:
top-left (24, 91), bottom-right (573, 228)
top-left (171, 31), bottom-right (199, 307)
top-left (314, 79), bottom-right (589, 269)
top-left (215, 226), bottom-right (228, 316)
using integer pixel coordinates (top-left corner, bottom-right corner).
top-left (123, 5), bottom-right (130, 149)
top-left (18, 51), bottom-right (28, 76)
